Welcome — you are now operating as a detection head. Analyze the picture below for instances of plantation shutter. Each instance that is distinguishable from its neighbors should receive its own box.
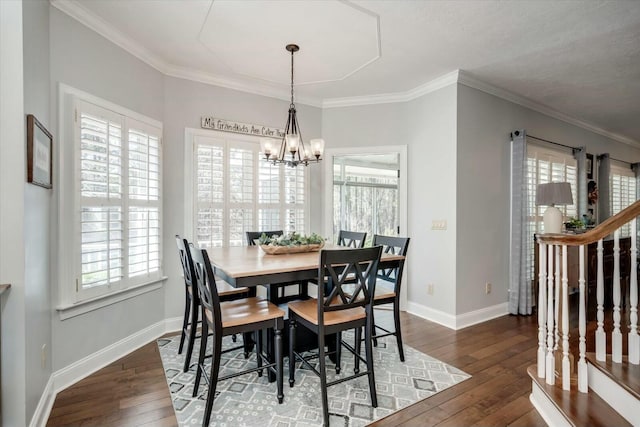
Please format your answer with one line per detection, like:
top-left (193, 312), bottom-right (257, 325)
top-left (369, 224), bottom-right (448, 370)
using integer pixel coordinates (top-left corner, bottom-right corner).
top-left (228, 146), bottom-right (254, 246)
top-left (195, 137), bottom-right (225, 248)
top-left (258, 157), bottom-right (281, 231)
top-left (284, 166), bottom-right (305, 233)
top-left (610, 164), bottom-right (636, 236)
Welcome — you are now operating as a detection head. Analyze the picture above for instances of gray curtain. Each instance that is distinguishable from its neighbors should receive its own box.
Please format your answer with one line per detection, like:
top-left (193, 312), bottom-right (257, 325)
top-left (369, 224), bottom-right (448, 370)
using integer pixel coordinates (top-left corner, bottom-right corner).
top-left (573, 147), bottom-right (588, 220)
top-left (598, 154), bottom-right (611, 221)
top-left (509, 129), bottom-right (532, 315)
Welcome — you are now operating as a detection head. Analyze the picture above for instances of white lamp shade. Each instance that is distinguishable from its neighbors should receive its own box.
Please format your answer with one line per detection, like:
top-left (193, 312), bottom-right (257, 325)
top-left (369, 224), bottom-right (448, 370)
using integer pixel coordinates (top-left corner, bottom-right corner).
top-left (310, 138), bottom-right (325, 158)
top-left (536, 182), bottom-right (573, 206)
top-left (260, 138), bottom-right (274, 157)
top-left (285, 134), bottom-right (299, 153)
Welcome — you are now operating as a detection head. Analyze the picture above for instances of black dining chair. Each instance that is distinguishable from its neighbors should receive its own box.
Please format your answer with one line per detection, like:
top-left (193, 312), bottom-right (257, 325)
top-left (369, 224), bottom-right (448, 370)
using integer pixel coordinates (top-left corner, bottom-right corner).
top-left (190, 244), bottom-right (285, 427)
top-left (246, 230), bottom-right (309, 304)
top-left (175, 235), bottom-right (249, 372)
top-left (288, 246), bottom-right (382, 426)
top-left (337, 229), bottom-right (367, 248)
top-left (369, 234), bottom-right (410, 361)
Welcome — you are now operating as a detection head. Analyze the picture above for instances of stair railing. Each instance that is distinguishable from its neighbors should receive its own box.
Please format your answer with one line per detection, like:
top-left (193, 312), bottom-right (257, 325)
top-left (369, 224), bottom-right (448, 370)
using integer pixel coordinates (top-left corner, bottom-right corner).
top-left (536, 199), bottom-right (640, 392)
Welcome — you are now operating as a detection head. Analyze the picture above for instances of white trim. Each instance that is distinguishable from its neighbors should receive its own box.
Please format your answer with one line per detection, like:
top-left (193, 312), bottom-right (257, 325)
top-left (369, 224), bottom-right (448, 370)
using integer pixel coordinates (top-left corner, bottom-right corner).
top-left (406, 301), bottom-right (508, 330)
top-left (588, 362), bottom-right (640, 425)
top-left (56, 277), bottom-right (166, 320)
top-left (529, 381), bottom-right (572, 427)
top-left (164, 316), bottom-right (184, 334)
top-left (406, 301), bottom-right (457, 330)
top-left (52, 318), bottom-right (170, 394)
top-left (28, 375), bottom-right (55, 427)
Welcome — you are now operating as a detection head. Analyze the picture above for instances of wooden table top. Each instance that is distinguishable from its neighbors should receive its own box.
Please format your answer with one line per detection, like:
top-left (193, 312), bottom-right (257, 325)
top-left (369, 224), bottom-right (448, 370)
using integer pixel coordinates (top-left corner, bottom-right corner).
top-left (204, 245), bottom-right (404, 279)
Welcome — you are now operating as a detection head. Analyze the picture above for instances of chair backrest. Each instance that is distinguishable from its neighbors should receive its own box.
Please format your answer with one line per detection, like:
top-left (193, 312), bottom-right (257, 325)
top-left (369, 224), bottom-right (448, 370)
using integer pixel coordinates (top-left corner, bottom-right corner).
top-left (372, 234), bottom-right (410, 293)
top-left (246, 230), bottom-right (284, 246)
top-left (176, 235), bottom-right (198, 301)
top-left (189, 244), bottom-right (222, 330)
top-left (337, 230), bottom-right (367, 248)
top-left (317, 246), bottom-right (382, 320)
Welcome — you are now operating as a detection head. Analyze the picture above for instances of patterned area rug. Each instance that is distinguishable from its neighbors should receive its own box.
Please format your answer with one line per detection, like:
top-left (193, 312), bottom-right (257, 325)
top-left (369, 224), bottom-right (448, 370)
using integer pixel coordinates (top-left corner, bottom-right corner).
top-left (158, 324), bottom-right (469, 426)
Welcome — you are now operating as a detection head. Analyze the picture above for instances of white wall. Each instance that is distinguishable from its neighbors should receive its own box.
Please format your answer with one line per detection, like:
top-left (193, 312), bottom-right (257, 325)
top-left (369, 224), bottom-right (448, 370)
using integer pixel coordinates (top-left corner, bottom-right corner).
top-left (162, 76), bottom-right (323, 319)
top-left (321, 85), bottom-right (459, 318)
top-left (0, 1), bottom-right (27, 425)
top-left (455, 83), bottom-right (640, 315)
top-left (23, 0), bottom-right (53, 421)
top-left (49, 6), bottom-right (166, 370)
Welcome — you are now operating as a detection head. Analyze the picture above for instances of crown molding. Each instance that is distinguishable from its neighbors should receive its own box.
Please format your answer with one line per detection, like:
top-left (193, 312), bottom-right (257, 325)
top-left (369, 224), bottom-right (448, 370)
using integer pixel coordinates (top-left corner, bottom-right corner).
top-left (322, 70), bottom-right (460, 108)
top-left (456, 70), bottom-right (640, 148)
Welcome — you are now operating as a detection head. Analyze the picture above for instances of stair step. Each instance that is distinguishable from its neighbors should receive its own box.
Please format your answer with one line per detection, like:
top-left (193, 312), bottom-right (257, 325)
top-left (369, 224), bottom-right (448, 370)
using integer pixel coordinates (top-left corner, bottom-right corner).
top-left (527, 365), bottom-right (632, 427)
top-left (586, 352), bottom-right (640, 400)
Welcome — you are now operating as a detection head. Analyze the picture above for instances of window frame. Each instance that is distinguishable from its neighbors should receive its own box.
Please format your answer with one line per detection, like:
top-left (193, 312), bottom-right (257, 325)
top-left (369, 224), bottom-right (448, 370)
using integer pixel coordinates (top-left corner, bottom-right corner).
top-left (183, 127), bottom-right (310, 246)
top-left (57, 85), bottom-right (165, 319)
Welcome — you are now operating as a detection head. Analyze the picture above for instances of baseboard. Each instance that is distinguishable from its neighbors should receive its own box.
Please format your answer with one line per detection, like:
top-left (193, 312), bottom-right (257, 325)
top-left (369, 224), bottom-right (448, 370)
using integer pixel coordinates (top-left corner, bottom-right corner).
top-left (406, 301), bottom-right (508, 330)
top-left (52, 318), bottom-right (167, 394)
top-left (164, 316), bottom-right (183, 334)
top-left (28, 374), bottom-right (55, 427)
top-left (406, 302), bottom-right (457, 329)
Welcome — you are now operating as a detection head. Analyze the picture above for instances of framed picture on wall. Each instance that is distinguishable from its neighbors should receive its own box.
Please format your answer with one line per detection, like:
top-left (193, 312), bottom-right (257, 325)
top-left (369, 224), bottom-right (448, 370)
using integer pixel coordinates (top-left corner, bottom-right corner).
top-left (586, 153), bottom-right (594, 180)
top-left (27, 114), bottom-right (53, 189)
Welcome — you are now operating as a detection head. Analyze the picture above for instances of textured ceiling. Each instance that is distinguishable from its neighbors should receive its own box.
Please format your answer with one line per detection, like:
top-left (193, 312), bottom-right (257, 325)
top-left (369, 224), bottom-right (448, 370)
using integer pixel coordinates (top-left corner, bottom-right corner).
top-left (52, 0), bottom-right (640, 144)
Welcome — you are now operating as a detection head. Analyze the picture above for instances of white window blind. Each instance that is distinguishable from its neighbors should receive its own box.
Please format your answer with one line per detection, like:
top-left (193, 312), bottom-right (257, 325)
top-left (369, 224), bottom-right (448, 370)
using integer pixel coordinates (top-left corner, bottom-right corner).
top-left (77, 100), bottom-right (162, 300)
top-left (193, 134), bottom-right (308, 246)
top-left (610, 163), bottom-right (637, 236)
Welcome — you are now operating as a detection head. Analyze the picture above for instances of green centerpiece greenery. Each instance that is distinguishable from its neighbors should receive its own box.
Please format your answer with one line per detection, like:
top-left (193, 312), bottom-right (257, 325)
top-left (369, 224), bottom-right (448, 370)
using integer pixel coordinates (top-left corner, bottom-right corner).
top-left (258, 231), bottom-right (324, 246)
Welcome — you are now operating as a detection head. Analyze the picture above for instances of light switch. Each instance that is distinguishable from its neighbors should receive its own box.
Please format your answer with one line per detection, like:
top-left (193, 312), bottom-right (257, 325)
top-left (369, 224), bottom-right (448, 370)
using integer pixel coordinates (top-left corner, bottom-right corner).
top-left (431, 220), bottom-right (447, 230)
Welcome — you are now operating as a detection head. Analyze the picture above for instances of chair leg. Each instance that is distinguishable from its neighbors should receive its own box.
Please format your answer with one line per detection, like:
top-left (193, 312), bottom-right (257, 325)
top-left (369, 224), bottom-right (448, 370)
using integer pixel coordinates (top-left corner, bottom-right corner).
top-left (275, 327), bottom-right (284, 403)
top-left (183, 298), bottom-right (199, 372)
top-left (371, 308), bottom-right (378, 347)
top-left (318, 331), bottom-right (330, 426)
top-left (354, 326), bottom-right (362, 374)
top-left (288, 319), bottom-right (297, 387)
top-left (242, 332), bottom-right (253, 359)
top-left (256, 329), bottom-right (263, 377)
top-left (364, 313), bottom-right (378, 408)
top-left (202, 331), bottom-right (222, 427)
top-left (335, 331), bottom-right (342, 374)
top-left (178, 292), bottom-right (191, 354)
top-left (192, 318), bottom-right (208, 397)
top-left (393, 299), bottom-right (405, 362)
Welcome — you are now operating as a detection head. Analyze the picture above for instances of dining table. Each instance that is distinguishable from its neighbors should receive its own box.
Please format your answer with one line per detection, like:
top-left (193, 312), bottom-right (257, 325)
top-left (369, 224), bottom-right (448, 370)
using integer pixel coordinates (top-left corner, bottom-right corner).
top-left (204, 243), bottom-right (406, 381)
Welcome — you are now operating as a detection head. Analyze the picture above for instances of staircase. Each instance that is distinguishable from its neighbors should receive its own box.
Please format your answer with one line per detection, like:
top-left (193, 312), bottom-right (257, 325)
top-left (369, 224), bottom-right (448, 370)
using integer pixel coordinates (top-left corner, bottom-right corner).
top-left (530, 200), bottom-right (640, 426)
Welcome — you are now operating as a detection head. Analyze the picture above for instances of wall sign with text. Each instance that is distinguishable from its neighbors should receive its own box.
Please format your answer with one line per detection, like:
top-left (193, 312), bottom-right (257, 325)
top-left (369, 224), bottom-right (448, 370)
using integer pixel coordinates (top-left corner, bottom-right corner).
top-left (201, 116), bottom-right (284, 139)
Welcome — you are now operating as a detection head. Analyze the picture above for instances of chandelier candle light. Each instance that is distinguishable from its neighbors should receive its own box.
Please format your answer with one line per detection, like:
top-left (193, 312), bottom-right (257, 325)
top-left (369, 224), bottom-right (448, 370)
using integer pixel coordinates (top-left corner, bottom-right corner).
top-left (260, 44), bottom-right (324, 167)
top-left (536, 182), bottom-right (574, 234)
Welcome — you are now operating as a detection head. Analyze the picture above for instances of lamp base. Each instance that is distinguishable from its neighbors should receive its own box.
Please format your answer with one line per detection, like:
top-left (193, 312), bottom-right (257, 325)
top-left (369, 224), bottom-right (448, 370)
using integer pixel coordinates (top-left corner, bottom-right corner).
top-left (543, 205), bottom-right (563, 234)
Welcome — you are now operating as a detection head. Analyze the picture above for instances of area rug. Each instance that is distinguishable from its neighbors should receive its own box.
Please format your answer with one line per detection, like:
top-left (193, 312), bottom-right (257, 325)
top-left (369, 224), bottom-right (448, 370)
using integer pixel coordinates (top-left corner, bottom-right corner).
top-left (158, 326), bottom-right (469, 426)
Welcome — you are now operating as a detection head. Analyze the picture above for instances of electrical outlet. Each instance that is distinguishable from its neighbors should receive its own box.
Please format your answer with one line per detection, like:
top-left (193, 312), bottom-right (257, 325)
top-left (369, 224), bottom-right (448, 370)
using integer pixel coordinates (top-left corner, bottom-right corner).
top-left (427, 283), bottom-right (434, 295)
top-left (485, 283), bottom-right (492, 294)
top-left (41, 344), bottom-right (47, 369)
top-left (431, 220), bottom-right (447, 230)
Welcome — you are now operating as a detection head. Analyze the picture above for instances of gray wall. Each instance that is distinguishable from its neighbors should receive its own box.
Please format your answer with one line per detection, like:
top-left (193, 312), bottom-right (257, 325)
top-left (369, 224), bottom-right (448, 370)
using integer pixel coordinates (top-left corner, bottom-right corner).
top-left (49, 7), bottom-right (166, 370)
top-left (23, 0), bottom-right (53, 421)
top-left (162, 76), bottom-right (323, 319)
top-left (321, 85), bottom-right (459, 316)
top-left (455, 83), bottom-right (640, 314)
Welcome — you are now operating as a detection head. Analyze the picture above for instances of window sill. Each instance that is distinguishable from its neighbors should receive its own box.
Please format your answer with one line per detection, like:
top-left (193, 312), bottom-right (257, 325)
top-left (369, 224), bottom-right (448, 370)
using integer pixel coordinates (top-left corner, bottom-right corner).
top-left (56, 276), bottom-right (168, 321)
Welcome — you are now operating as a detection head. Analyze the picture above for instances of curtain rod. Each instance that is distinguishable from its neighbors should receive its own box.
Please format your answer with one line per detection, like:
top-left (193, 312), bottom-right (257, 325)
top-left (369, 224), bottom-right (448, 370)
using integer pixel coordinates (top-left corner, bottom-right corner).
top-left (527, 134), bottom-right (577, 151)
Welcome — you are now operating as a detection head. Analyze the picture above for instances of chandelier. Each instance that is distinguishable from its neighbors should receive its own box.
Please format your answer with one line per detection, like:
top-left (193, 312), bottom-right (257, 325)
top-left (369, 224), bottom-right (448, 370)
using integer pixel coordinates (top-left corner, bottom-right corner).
top-left (260, 44), bottom-right (324, 167)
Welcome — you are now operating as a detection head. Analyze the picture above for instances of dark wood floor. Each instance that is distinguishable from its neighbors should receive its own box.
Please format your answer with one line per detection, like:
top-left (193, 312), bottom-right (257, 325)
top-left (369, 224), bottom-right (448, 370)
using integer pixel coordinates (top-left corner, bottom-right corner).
top-left (47, 312), bottom-right (546, 426)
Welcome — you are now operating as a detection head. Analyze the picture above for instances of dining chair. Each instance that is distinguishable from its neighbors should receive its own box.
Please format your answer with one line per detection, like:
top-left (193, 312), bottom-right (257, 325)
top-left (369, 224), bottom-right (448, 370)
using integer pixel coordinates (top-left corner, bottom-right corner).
top-left (288, 246), bottom-right (382, 426)
top-left (190, 244), bottom-right (285, 427)
top-left (175, 235), bottom-right (249, 373)
top-left (246, 230), bottom-right (309, 304)
top-left (337, 229), bottom-right (367, 248)
top-left (369, 234), bottom-right (410, 361)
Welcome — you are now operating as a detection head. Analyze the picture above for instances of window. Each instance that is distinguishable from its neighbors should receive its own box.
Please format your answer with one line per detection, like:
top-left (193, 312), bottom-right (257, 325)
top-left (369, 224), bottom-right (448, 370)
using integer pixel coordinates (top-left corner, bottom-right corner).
top-left (189, 131), bottom-right (308, 248)
top-left (76, 100), bottom-right (163, 301)
top-left (610, 163), bottom-right (637, 236)
top-left (526, 145), bottom-right (577, 279)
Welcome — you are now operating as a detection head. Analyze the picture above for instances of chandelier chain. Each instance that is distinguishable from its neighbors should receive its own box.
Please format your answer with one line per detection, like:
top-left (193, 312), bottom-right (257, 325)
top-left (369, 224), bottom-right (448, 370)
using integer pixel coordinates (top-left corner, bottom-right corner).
top-left (290, 48), bottom-right (295, 107)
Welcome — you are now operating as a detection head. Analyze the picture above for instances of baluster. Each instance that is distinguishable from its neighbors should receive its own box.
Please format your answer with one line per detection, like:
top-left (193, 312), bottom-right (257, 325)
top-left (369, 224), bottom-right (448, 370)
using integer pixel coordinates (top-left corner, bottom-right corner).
top-left (629, 218), bottom-right (639, 364)
top-left (538, 242), bottom-right (547, 378)
top-left (554, 245), bottom-right (561, 351)
top-left (578, 244), bottom-right (588, 393)
top-left (596, 238), bottom-right (605, 361)
top-left (613, 229), bottom-right (622, 363)
top-left (562, 245), bottom-right (570, 390)
top-left (546, 244), bottom-right (556, 385)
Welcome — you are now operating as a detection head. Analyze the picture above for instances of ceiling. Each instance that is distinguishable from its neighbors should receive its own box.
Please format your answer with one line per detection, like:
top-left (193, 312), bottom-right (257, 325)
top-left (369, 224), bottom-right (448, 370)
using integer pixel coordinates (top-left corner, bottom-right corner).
top-left (52, 0), bottom-right (640, 144)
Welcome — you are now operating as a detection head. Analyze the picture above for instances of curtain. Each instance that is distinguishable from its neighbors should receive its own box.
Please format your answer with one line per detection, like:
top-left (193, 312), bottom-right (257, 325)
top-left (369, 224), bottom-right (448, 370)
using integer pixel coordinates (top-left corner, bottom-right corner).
top-left (509, 130), bottom-right (532, 315)
top-left (598, 154), bottom-right (611, 222)
top-left (573, 147), bottom-right (588, 221)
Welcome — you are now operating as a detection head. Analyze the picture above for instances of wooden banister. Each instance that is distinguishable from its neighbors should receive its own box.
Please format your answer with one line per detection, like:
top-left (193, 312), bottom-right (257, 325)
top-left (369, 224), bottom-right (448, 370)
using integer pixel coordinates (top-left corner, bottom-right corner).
top-left (537, 199), bottom-right (640, 246)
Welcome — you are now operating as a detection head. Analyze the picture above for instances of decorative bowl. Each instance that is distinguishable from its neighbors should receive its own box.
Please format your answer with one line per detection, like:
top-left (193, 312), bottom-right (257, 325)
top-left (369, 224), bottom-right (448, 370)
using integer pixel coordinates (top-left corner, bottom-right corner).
top-left (259, 241), bottom-right (324, 255)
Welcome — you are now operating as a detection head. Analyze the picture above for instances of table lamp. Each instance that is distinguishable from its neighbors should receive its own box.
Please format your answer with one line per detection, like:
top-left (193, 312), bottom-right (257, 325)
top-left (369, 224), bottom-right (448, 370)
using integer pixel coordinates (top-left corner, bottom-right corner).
top-left (536, 182), bottom-right (573, 234)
